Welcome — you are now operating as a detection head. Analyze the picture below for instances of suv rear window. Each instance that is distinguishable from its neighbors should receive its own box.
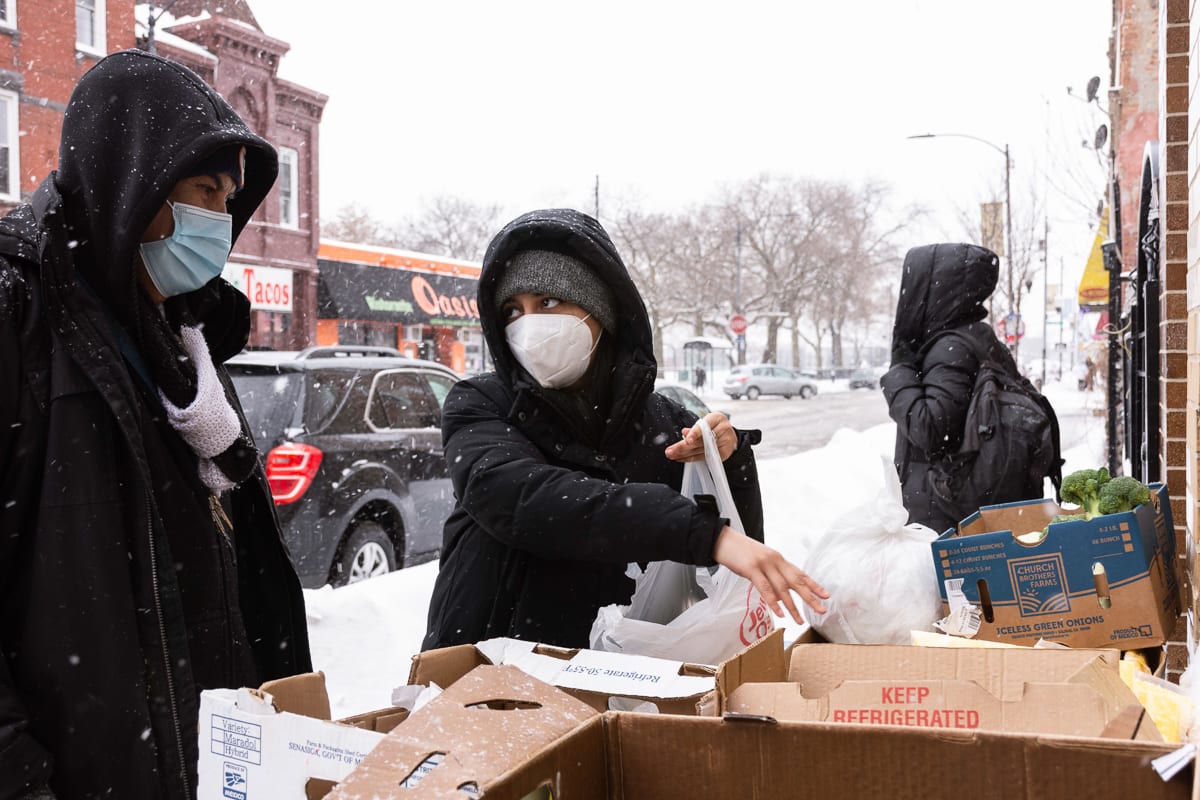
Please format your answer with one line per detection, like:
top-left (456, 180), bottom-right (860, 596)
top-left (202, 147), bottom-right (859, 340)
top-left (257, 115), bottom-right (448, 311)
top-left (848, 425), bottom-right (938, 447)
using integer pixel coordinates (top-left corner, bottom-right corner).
top-left (229, 370), bottom-right (303, 446)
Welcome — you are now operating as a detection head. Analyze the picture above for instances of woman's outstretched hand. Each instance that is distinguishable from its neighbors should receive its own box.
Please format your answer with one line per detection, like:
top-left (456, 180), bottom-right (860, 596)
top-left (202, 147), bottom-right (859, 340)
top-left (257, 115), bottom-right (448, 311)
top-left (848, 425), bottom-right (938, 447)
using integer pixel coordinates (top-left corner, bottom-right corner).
top-left (712, 526), bottom-right (829, 624)
top-left (665, 412), bottom-right (737, 462)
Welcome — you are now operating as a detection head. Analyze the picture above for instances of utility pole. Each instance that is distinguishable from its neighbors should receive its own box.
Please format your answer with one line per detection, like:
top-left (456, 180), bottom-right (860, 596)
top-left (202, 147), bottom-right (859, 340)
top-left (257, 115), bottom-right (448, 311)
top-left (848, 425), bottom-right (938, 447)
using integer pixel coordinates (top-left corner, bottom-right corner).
top-left (907, 133), bottom-right (1016, 357)
top-left (1057, 256), bottom-right (1065, 382)
top-left (145, 1), bottom-right (181, 55)
top-left (1041, 217), bottom-right (1048, 388)
top-left (593, 175), bottom-right (600, 220)
top-left (734, 223), bottom-right (744, 366)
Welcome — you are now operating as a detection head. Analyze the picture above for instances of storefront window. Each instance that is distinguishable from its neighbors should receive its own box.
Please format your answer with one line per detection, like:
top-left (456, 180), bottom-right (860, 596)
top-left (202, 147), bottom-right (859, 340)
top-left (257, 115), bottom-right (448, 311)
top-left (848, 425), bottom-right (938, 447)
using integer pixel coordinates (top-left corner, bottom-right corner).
top-left (338, 321), bottom-right (398, 348)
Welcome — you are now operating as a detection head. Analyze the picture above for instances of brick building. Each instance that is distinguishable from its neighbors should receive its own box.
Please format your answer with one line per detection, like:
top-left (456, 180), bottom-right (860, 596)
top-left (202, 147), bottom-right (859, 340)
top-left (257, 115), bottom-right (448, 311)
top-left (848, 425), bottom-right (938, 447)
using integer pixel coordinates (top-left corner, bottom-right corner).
top-left (3, 0), bottom-right (325, 349)
top-left (1108, 0), bottom-right (1192, 678)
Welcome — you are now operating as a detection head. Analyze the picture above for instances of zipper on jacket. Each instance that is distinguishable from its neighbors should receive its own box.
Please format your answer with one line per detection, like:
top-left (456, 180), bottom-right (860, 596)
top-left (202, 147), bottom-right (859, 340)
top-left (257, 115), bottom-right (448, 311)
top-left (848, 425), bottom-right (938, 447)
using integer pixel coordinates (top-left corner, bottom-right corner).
top-left (146, 495), bottom-right (191, 799)
top-left (210, 494), bottom-right (234, 548)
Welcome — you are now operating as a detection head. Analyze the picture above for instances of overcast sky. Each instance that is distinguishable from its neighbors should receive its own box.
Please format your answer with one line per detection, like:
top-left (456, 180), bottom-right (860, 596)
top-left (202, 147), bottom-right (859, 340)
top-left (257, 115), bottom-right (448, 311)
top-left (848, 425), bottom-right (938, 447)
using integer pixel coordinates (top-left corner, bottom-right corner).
top-left (246, 0), bottom-right (1111, 324)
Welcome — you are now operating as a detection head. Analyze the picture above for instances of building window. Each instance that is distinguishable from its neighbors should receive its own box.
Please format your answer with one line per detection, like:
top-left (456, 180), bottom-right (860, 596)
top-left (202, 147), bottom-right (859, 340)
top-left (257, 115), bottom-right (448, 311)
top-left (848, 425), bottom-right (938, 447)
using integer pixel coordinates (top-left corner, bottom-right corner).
top-left (0, 0), bottom-right (16, 31)
top-left (0, 90), bottom-right (19, 201)
top-left (76, 0), bottom-right (106, 55)
top-left (278, 146), bottom-right (298, 228)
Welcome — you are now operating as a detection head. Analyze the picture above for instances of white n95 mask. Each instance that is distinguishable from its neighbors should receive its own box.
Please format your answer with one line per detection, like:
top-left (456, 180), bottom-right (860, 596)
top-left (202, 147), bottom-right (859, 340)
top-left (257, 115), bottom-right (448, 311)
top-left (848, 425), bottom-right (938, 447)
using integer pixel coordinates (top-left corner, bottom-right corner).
top-left (506, 313), bottom-right (600, 389)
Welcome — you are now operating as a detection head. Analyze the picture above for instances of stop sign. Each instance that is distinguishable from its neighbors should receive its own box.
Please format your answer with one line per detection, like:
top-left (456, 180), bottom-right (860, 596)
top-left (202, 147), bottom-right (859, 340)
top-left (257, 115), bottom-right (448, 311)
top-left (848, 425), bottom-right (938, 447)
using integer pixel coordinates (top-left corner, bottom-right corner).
top-left (729, 314), bottom-right (748, 334)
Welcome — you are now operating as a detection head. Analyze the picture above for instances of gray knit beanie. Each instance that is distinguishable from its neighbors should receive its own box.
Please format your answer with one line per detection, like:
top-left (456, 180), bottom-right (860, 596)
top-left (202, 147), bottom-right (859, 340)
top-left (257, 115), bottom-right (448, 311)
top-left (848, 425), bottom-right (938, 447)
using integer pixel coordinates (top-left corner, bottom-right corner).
top-left (494, 249), bottom-right (617, 334)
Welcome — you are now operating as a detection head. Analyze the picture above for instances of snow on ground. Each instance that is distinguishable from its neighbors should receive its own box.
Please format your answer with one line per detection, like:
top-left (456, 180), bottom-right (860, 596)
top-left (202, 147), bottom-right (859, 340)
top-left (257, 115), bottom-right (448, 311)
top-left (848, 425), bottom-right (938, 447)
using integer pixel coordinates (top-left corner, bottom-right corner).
top-left (305, 379), bottom-right (1108, 717)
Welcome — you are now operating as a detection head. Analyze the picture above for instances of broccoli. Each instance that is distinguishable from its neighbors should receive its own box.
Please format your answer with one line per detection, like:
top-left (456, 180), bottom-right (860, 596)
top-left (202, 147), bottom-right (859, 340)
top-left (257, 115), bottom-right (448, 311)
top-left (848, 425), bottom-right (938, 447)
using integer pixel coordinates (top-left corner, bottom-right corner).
top-left (1059, 467), bottom-right (1111, 518)
top-left (1042, 512), bottom-right (1090, 535)
top-left (1097, 476), bottom-right (1153, 515)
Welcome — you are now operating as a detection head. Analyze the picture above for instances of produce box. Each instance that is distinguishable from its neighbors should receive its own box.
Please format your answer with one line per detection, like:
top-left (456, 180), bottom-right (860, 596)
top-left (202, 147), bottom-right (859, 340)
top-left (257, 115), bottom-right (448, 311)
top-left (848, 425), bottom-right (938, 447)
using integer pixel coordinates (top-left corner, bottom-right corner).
top-left (931, 483), bottom-right (1179, 649)
top-left (197, 671), bottom-right (410, 800)
top-left (325, 661), bottom-right (1192, 800)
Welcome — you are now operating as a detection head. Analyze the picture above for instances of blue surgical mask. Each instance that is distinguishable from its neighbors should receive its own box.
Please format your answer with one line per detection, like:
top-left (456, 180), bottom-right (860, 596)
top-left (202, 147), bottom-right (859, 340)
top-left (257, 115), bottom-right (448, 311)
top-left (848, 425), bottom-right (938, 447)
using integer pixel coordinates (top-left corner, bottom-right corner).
top-left (139, 201), bottom-right (233, 298)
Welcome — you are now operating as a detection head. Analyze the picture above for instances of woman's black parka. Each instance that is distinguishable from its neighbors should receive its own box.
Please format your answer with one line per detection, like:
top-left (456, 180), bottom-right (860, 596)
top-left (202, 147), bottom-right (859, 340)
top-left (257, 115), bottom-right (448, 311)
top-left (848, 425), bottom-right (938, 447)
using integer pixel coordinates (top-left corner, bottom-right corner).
top-left (422, 209), bottom-right (764, 650)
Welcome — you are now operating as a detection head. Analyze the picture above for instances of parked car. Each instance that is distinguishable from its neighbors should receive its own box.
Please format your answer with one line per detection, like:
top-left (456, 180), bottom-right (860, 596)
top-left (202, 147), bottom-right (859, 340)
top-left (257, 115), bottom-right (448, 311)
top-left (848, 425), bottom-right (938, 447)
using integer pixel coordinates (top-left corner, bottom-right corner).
top-left (227, 345), bottom-right (460, 588)
top-left (847, 368), bottom-right (878, 390)
top-left (654, 383), bottom-right (713, 417)
top-left (722, 365), bottom-right (818, 400)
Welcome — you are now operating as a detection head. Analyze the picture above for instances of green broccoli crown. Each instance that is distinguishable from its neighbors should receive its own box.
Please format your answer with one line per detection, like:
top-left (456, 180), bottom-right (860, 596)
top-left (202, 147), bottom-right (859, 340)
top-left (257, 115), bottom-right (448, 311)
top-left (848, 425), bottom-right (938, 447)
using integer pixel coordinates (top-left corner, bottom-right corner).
top-left (1097, 476), bottom-right (1152, 516)
top-left (1060, 467), bottom-right (1111, 516)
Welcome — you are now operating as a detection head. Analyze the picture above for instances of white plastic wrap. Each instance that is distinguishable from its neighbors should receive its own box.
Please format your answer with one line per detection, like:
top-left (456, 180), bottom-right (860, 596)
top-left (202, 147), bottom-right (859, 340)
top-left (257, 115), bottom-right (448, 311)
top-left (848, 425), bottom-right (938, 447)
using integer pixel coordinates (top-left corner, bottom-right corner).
top-left (801, 456), bottom-right (942, 644)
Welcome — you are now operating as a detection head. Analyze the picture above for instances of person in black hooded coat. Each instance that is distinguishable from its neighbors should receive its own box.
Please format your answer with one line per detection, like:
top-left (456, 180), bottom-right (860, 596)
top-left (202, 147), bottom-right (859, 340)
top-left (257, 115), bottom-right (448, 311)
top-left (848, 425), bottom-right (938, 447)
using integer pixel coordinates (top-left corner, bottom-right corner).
top-left (422, 208), bottom-right (828, 652)
top-left (881, 243), bottom-right (1030, 533)
top-left (0, 51), bottom-right (310, 800)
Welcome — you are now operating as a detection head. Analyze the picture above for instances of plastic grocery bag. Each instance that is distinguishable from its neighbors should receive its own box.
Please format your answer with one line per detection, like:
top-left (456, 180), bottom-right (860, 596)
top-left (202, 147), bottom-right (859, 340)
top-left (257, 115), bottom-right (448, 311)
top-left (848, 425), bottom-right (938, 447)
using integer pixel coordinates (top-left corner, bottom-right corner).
top-left (589, 418), bottom-right (774, 666)
top-left (800, 455), bottom-right (942, 645)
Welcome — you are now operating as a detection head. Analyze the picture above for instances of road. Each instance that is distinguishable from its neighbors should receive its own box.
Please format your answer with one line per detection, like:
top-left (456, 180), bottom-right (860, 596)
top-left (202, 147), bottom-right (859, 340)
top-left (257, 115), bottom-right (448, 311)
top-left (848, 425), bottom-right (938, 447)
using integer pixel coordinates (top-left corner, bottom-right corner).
top-left (710, 386), bottom-right (893, 459)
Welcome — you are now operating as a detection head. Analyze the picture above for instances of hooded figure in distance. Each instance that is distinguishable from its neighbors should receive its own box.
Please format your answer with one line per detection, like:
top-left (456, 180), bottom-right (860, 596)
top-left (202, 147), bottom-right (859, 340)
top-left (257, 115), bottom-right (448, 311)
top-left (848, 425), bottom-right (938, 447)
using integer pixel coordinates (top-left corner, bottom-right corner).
top-left (0, 50), bottom-right (310, 799)
top-left (881, 243), bottom-right (1036, 532)
top-left (422, 208), bottom-right (829, 651)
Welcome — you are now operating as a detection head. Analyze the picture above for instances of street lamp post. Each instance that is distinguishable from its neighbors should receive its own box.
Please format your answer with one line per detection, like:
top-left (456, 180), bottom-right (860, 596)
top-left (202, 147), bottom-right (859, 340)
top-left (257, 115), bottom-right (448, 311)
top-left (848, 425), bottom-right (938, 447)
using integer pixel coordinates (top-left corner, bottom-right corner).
top-left (907, 133), bottom-right (1017, 357)
top-left (146, 1), bottom-right (181, 55)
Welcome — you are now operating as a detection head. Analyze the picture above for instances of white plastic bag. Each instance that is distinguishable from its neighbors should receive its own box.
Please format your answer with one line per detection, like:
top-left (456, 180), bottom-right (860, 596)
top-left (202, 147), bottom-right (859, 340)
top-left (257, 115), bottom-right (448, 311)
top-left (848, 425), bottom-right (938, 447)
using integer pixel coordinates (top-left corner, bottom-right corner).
top-left (800, 455), bottom-right (942, 644)
top-left (589, 418), bottom-right (774, 665)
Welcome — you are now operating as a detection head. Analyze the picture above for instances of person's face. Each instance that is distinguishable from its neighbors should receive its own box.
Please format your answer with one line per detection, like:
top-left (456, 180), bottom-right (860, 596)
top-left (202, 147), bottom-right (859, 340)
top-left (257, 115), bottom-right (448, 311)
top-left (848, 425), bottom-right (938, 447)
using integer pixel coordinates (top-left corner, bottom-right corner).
top-left (137, 172), bottom-right (238, 303)
top-left (500, 292), bottom-right (603, 344)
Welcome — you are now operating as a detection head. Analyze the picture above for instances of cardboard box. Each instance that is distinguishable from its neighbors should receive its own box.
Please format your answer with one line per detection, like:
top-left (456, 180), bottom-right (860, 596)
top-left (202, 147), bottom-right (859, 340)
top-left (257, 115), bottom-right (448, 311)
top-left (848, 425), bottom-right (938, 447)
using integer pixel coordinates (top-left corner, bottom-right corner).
top-left (932, 483), bottom-right (1180, 649)
top-left (197, 671), bottom-right (409, 800)
top-left (409, 637), bottom-right (717, 715)
top-left (327, 665), bottom-right (601, 799)
top-left (323, 659), bottom-right (1193, 800)
top-left (722, 640), bottom-right (1160, 740)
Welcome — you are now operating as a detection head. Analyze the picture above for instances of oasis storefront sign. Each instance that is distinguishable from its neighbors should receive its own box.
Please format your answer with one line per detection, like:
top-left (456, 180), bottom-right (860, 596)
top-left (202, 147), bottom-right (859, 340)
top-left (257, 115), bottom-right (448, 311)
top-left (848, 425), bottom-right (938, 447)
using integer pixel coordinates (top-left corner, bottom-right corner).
top-left (318, 260), bottom-right (479, 326)
top-left (222, 262), bottom-right (294, 312)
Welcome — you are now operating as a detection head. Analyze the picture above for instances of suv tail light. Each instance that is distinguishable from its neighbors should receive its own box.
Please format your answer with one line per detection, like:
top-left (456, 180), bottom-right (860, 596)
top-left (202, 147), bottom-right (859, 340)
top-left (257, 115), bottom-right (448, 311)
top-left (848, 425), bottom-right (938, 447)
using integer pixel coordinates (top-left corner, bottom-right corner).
top-left (265, 443), bottom-right (324, 505)
top-left (732, 375), bottom-right (747, 383)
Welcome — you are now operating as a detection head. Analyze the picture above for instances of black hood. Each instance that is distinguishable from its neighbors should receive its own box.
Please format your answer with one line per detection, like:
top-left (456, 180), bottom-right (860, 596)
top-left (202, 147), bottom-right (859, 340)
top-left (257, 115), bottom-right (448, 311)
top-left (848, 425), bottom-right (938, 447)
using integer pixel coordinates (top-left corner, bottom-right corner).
top-left (891, 242), bottom-right (998, 354)
top-left (52, 49), bottom-right (277, 317)
top-left (479, 208), bottom-right (656, 386)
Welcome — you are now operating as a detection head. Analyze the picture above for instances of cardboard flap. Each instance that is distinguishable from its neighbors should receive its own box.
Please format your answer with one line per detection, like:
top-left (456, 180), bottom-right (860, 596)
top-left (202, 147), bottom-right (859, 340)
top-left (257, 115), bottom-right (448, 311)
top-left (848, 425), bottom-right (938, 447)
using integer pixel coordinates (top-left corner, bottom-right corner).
top-left (958, 498), bottom-right (1060, 537)
top-left (713, 628), bottom-right (787, 714)
top-left (258, 672), bottom-right (332, 721)
top-left (407, 643), bottom-right (490, 689)
top-left (327, 665), bottom-right (599, 798)
top-left (786, 644), bottom-right (1120, 700)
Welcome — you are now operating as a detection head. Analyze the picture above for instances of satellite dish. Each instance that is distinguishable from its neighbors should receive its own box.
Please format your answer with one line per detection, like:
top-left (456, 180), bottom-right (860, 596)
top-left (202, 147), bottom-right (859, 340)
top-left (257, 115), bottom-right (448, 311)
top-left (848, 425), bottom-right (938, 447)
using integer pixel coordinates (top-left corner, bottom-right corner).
top-left (1086, 76), bottom-right (1101, 102)
top-left (1094, 124), bottom-right (1108, 150)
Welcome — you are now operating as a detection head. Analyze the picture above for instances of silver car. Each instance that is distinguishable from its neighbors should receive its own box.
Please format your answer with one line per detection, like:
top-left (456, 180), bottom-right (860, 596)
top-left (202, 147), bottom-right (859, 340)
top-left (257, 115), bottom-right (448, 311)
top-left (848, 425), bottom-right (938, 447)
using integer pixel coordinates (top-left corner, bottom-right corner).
top-left (723, 364), bottom-right (819, 400)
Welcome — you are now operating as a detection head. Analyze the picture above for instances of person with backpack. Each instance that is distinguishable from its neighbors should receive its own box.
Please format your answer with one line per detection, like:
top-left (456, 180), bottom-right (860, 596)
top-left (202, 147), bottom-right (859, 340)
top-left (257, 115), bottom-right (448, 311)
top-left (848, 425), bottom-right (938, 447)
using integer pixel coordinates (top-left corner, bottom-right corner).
top-left (882, 243), bottom-right (1062, 534)
top-left (0, 51), bottom-right (310, 799)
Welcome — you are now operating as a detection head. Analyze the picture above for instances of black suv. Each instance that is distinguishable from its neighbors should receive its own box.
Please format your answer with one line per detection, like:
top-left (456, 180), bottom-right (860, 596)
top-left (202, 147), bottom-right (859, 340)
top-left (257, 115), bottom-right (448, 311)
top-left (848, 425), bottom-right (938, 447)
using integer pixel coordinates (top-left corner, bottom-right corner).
top-left (227, 346), bottom-right (460, 588)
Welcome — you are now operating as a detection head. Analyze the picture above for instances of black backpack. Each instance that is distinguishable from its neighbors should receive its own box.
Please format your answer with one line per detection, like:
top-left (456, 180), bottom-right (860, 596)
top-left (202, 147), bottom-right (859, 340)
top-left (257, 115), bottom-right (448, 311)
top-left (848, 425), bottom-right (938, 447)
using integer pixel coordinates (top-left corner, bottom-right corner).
top-left (926, 326), bottom-right (1064, 522)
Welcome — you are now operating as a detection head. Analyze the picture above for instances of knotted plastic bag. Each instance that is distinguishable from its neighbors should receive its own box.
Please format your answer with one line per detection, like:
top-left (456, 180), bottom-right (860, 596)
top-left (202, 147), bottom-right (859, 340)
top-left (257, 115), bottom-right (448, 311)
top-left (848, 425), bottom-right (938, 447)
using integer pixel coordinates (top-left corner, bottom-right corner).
top-left (589, 418), bottom-right (774, 665)
top-left (801, 456), bottom-right (942, 644)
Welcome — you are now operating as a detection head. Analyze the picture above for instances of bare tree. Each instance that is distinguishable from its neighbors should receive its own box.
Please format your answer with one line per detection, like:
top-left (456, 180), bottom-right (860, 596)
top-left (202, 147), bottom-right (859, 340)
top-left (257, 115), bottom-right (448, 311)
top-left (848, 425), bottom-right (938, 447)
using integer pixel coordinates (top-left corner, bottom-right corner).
top-left (322, 202), bottom-right (395, 246)
top-left (721, 175), bottom-right (840, 365)
top-left (606, 203), bottom-right (709, 370)
top-left (394, 195), bottom-right (502, 261)
top-left (819, 181), bottom-right (907, 368)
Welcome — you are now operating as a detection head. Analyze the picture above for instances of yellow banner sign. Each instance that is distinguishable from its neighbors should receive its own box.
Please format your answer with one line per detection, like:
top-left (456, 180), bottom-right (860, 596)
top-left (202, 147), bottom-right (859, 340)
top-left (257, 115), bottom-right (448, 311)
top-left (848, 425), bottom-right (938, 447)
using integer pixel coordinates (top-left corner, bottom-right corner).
top-left (1077, 209), bottom-right (1109, 310)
